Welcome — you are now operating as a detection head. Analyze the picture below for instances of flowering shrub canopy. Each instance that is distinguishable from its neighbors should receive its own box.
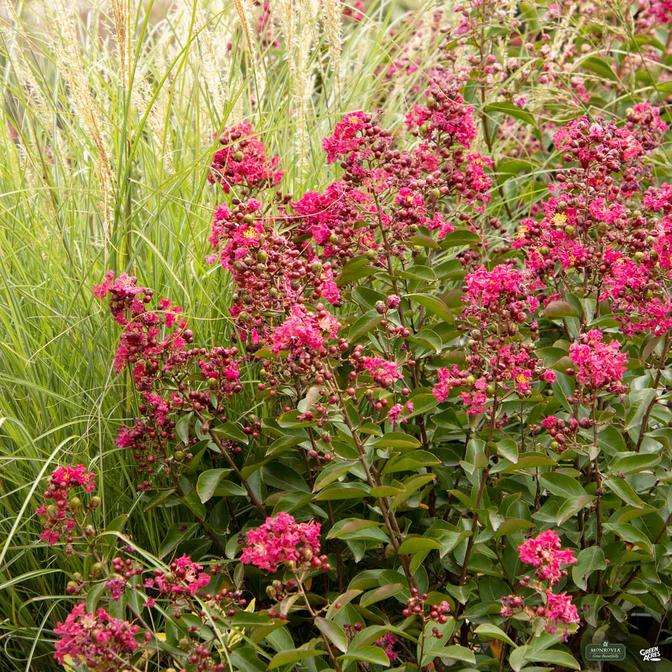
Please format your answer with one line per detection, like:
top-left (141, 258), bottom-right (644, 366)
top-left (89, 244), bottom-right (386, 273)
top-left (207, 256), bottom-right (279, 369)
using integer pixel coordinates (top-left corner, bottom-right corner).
top-left (17, 2), bottom-right (672, 671)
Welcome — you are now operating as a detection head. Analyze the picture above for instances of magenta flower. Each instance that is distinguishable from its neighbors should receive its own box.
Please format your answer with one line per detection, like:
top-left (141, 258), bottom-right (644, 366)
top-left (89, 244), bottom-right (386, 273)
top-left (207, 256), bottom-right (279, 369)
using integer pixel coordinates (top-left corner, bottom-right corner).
top-left (145, 554), bottom-right (210, 598)
top-left (292, 181), bottom-right (374, 264)
top-left (319, 266), bottom-right (341, 305)
top-left (270, 304), bottom-right (340, 355)
top-left (54, 603), bottom-right (142, 671)
top-left (500, 590), bottom-right (580, 638)
top-left (404, 71), bottom-right (476, 147)
top-left (517, 530), bottom-right (577, 584)
top-left (209, 121), bottom-right (282, 193)
top-left (241, 512), bottom-right (325, 573)
top-left (360, 356), bottom-right (402, 388)
top-left (463, 264), bottom-right (538, 318)
top-left (544, 591), bottom-right (580, 628)
top-left (432, 366), bottom-right (469, 404)
top-left (569, 330), bottom-right (627, 390)
top-left (322, 111), bottom-right (371, 163)
top-left (37, 465), bottom-right (96, 546)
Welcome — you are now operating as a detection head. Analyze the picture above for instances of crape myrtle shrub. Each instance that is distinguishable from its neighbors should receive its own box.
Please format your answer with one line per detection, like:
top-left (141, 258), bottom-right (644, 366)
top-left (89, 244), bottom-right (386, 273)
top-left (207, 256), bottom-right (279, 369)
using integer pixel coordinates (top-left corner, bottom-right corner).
top-left (35, 4), bottom-right (672, 672)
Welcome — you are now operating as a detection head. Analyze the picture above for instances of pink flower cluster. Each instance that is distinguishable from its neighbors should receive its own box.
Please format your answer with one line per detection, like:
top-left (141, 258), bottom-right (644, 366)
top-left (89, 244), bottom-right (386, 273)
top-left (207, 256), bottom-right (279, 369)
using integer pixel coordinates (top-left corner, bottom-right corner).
top-left (599, 185), bottom-right (672, 335)
top-left (54, 603), bottom-right (142, 671)
top-left (208, 198), bottom-right (335, 345)
top-left (501, 531), bottom-right (580, 638)
top-left (145, 554), bottom-right (211, 598)
top-left (569, 330), bottom-right (627, 392)
top-left (270, 304), bottom-right (340, 355)
top-left (241, 512), bottom-right (327, 573)
top-left (432, 365), bottom-right (470, 404)
top-left (93, 272), bottom-right (189, 383)
top-left (405, 73), bottom-right (476, 147)
top-left (376, 632), bottom-right (399, 662)
top-left (500, 590), bottom-right (579, 637)
top-left (209, 121), bottom-right (282, 193)
top-left (200, 67), bottom-right (493, 405)
top-left (95, 273), bottom-right (243, 489)
top-left (293, 181), bottom-right (375, 267)
top-left (517, 529), bottom-right (577, 584)
top-left (637, 0), bottom-right (672, 29)
top-left (553, 116), bottom-right (646, 174)
top-left (432, 263), bottom-right (555, 415)
top-left (463, 263), bottom-right (539, 320)
top-left (323, 110), bottom-right (375, 165)
top-left (535, 414), bottom-right (592, 452)
top-left (544, 591), bottom-right (581, 631)
top-left (512, 105), bottom-right (670, 337)
top-left (105, 556), bottom-right (142, 601)
top-left (388, 401), bottom-right (414, 425)
top-left (360, 356), bottom-right (402, 388)
top-left (37, 465), bottom-right (96, 546)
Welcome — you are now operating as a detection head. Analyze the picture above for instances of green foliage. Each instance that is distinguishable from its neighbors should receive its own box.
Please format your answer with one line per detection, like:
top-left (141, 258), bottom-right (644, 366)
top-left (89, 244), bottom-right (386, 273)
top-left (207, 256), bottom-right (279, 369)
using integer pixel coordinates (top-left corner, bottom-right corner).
top-left (2, 0), bottom-right (672, 671)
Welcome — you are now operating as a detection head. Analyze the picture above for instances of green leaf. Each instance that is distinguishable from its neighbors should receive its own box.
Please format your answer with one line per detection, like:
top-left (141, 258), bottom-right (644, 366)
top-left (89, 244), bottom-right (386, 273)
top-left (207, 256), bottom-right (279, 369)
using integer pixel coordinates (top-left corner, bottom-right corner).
top-left (315, 617), bottom-right (347, 653)
top-left (609, 452), bottom-right (660, 475)
top-left (327, 519), bottom-right (388, 543)
top-left (400, 264), bottom-right (437, 282)
top-left (176, 413), bottom-right (192, 443)
top-left (392, 473), bottom-right (436, 506)
top-left (276, 410), bottom-right (315, 429)
top-left (212, 421), bottom-right (249, 445)
top-left (499, 453), bottom-right (556, 473)
top-left (382, 450), bottom-right (440, 474)
top-left (440, 645), bottom-right (476, 665)
top-left (484, 101), bottom-right (536, 125)
top-left (314, 482), bottom-right (371, 501)
top-left (540, 472), bottom-right (587, 499)
top-left (196, 469), bottom-right (228, 503)
top-left (604, 477), bottom-right (646, 508)
top-left (327, 518), bottom-right (380, 538)
top-left (159, 523), bottom-right (198, 558)
top-left (497, 158), bottom-right (537, 176)
top-left (353, 286), bottom-right (386, 310)
top-left (542, 300), bottom-right (578, 319)
top-left (268, 648), bottom-right (325, 670)
top-left (231, 612), bottom-right (275, 626)
top-left (625, 389), bottom-right (658, 431)
top-left (555, 494), bottom-right (593, 524)
top-left (571, 546), bottom-right (606, 590)
top-left (405, 392), bottom-right (439, 417)
top-left (580, 55), bottom-right (618, 81)
top-left (509, 645), bottom-right (529, 672)
top-left (440, 228), bottom-right (481, 248)
top-left (406, 293), bottom-right (454, 323)
top-left (143, 489), bottom-right (177, 512)
top-left (474, 623), bottom-right (515, 646)
top-left (528, 649), bottom-right (581, 669)
top-left (604, 522), bottom-right (654, 556)
top-left (370, 432), bottom-right (421, 450)
top-left (598, 426), bottom-right (626, 453)
top-left (313, 460), bottom-right (358, 491)
top-left (397, 536), bottom-right (442, 554)
top-left (347, 313), bottom-right (383, 342)
top-left (342, 646), bottom-right (390, 667)
top-left (338, 256), bottom-right (376, 285)
top-left (325, 589), bottom-right (362, 619)
top-left (496, 438), bottom-right (518, 463)
top-left (360, 583), bottom-right (404, 608)
top-left (351, 624), bottom-right (416, 649)
top-left (182, 489), bottom-right (206, 519)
